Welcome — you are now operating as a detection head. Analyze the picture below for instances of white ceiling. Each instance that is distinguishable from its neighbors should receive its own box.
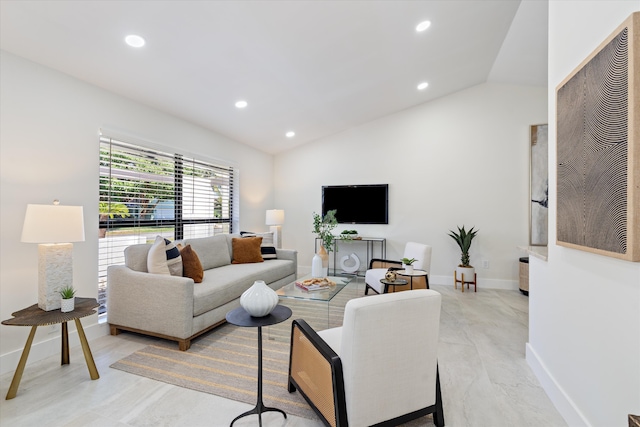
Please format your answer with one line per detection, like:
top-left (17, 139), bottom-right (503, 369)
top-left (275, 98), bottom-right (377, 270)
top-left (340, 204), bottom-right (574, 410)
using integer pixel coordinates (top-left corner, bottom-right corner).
top-left (0, 0), bottom-right (548, 154)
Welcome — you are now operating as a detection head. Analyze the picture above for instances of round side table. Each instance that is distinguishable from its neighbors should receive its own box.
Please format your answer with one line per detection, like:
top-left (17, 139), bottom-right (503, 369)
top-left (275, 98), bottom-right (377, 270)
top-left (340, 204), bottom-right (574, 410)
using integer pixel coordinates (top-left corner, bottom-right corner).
top-left (225, 305), bottom-right (292, 426)
top-left (379, 278), bottom-right (409, 293)
top-left (396, 269), bottom-right (430, 289)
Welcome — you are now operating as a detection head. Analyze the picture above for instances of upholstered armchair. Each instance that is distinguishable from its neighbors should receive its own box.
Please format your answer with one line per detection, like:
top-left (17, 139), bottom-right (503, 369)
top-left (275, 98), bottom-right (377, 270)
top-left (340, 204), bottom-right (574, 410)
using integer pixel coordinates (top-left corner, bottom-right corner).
top-left (288, 289), bottom-right (444, 427)
top-left (364, 242), bottom-right (432, 294)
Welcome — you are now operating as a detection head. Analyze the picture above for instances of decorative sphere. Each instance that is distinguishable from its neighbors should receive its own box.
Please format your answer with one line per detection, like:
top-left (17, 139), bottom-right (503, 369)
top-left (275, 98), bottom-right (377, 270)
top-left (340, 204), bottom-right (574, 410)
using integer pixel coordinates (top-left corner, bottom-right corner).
top-left (385, 270), bottom-right (397, 282)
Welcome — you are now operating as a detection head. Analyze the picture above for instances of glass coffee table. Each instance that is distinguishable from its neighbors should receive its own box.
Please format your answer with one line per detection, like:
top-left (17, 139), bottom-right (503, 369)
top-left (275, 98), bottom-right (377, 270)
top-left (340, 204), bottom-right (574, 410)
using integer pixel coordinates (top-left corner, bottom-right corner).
top-left (266, 275), bottom-right (354, 341)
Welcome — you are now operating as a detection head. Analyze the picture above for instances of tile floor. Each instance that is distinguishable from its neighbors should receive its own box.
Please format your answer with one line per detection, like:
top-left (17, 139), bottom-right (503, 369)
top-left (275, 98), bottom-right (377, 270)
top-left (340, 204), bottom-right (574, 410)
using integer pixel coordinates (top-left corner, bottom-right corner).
top-left (0, 282), bottom-right (567, 426)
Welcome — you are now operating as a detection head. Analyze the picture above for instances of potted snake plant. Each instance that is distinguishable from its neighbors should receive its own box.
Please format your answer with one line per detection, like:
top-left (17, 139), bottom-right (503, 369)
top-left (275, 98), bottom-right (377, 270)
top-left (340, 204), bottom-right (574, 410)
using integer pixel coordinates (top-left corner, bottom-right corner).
top-left (448, 225), bottom-right (478, 282)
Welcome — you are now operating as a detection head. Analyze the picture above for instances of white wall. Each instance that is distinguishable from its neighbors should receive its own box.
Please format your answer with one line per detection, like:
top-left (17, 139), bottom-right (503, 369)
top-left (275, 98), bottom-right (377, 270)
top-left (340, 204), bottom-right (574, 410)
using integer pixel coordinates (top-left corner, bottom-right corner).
top-left (0, 51), bottom-right (276, 374)
top-left (274, 82), bottom-right (547, 286)
top-left (527, 3), bottom-right (640, 426)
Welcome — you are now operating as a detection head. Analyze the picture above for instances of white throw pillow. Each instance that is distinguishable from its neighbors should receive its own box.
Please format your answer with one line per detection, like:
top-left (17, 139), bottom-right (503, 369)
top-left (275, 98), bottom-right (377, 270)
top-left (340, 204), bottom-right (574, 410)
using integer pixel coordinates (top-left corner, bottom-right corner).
top-left (148, 235), bottom-right (171, 275)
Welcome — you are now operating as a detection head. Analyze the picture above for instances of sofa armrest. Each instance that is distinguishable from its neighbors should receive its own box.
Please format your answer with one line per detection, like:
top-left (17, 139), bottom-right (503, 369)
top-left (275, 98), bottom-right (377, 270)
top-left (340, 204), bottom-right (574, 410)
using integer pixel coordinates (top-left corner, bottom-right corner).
top-left (276, 248), bottom-right (297, 263)
top-left (107, 265), bottom-right (195, 339)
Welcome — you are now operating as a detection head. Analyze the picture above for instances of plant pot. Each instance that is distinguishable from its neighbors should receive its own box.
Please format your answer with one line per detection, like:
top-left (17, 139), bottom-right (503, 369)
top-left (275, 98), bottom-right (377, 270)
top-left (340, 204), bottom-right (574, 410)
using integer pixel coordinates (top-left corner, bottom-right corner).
top-left (456, 265), bottom-right (475, 282)
top-left (240, 280), bottom-right (279, 317)
top-left (61, 297), bottom-right (75, 313)
top-left (403, 264), bottom-right (414, 274)
top-left (311, 253), bottom-right (324, 278)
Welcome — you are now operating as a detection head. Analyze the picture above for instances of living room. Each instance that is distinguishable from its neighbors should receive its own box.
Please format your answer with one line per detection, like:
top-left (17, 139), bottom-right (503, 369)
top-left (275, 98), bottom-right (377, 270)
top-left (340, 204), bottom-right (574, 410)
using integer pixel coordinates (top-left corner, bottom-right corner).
top-left (1, 1), bottom-right (638, 426)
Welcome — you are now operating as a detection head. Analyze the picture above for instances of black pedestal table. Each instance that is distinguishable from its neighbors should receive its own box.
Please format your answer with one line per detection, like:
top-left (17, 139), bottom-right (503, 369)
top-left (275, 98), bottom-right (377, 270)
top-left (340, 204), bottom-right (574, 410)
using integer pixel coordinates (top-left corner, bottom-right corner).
top-left (225, 304), bottom-right (292, 426)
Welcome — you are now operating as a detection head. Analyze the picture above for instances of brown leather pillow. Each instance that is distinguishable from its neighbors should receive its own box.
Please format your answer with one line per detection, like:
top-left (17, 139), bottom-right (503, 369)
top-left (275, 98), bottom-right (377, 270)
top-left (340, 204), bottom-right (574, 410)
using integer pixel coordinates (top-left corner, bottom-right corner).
top-left (232, 237), bottom-right (264, 264)
top-left (179, 244), bottom-right (204, 283)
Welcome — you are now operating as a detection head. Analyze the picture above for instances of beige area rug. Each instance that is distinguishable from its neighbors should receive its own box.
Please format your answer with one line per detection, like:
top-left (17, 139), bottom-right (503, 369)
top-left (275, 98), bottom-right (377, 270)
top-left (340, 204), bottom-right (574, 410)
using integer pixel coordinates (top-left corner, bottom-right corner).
top-left (110, 281), bottom-right (362, 420)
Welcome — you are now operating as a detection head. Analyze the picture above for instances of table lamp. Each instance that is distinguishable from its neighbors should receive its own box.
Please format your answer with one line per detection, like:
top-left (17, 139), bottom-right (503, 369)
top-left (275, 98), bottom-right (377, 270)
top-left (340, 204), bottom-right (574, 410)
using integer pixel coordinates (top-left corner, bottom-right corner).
top-left (265, 209), bottom-right (284, 249)
top-left (21, 200), bottom-right (85, 311)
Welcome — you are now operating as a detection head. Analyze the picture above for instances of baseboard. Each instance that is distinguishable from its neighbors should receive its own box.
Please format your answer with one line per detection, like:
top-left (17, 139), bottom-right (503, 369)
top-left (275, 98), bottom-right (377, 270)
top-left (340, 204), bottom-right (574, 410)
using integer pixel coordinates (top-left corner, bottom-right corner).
top-left (0, 320), bottom-right (109, 376)
top-left (526, 343), bottom-right (591, 427)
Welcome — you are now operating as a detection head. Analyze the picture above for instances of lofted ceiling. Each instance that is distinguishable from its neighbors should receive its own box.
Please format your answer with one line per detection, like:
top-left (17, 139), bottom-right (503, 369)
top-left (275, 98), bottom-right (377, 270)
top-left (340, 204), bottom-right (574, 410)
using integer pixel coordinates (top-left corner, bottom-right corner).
top-left (0, 0), bottom-right (548, 154)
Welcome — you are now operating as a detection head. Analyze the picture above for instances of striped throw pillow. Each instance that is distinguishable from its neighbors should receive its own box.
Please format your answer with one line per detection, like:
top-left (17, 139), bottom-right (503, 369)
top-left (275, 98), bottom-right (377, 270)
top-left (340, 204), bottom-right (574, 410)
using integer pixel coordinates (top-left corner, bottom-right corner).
top-left (147, 235), bottom-right (183, 276)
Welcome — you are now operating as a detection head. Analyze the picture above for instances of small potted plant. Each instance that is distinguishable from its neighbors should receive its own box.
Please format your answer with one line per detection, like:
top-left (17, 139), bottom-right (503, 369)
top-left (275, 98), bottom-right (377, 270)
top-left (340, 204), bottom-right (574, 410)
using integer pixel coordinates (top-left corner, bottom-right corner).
top-left (401, 257), bottom-right (417, 274)
top-left (312, 210), bottom-right (338, 277)
top-left (59, 285), bottom-right (76, 313)
top-left (448, 225), bottom-right (478, 282)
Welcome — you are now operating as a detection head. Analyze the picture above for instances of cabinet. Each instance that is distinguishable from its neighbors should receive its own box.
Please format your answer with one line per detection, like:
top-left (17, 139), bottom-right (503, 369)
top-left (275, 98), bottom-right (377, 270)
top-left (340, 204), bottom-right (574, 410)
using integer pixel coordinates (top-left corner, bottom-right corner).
top-left (315, 237), bottom-right (386, 276)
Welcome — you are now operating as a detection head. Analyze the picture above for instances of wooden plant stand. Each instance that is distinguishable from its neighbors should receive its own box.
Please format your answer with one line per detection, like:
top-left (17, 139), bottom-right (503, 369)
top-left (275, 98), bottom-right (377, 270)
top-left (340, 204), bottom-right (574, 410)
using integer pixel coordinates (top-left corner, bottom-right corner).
top-left (454, 270), bottom-right (477, 292)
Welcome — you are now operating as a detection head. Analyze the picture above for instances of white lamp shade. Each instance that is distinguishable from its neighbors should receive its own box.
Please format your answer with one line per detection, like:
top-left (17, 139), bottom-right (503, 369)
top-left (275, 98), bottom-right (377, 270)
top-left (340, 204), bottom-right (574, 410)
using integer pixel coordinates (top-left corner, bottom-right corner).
top-left (21, 204), bottom-right (85, 243)
top-left (265, 209), bottom-right (285, 225)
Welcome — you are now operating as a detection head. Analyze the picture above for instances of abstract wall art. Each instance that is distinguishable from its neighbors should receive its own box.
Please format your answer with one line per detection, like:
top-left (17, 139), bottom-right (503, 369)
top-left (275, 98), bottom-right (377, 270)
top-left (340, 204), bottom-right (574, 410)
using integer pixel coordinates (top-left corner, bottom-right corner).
top-left (556, 12), bottom-right (639, 261)
top-left (530, 124), bottom-right (548, 246)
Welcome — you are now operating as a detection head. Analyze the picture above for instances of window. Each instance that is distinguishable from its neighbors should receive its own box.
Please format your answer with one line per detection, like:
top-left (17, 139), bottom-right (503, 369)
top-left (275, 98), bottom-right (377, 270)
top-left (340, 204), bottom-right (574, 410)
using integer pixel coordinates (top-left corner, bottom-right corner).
top-left (98, 136), bottom-right (234, 316)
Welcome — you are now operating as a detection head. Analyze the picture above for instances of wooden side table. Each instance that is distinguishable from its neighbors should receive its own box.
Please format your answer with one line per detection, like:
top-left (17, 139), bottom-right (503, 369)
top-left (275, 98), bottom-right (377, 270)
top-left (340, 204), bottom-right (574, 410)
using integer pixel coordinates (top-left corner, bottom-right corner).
top-left (1, 297), bottom-right (100, 399)
top-left (396, 269), bottom-right (430, 289)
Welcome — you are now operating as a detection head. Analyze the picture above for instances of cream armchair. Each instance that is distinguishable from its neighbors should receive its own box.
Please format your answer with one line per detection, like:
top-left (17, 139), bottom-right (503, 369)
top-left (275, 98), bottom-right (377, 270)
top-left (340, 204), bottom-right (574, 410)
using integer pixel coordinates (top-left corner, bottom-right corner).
top-left (364, 242), bottom-right (432, 294)
top-left (288, 289), bottom-right (444, 427)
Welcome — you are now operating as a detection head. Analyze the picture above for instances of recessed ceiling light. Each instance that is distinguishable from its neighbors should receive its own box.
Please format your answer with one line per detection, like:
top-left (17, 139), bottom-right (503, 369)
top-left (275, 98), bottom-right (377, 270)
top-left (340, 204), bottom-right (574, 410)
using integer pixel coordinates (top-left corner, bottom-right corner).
top-left (286, 131), bottom-right (295, 138)
top-left (235, 100), bottom-right (248, 109)
top-left (416, 21), bottom-right (431, 32)
top-left (125, 34), bottom-right (145, 48)
top-left (417, 82), bottom-right (429, 90)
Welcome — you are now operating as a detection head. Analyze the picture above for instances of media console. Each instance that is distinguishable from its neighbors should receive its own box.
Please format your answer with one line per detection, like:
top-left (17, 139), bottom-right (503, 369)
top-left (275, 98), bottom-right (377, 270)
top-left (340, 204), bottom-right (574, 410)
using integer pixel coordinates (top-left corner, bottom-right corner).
top-left (315, 237), bottom-right (386, 276)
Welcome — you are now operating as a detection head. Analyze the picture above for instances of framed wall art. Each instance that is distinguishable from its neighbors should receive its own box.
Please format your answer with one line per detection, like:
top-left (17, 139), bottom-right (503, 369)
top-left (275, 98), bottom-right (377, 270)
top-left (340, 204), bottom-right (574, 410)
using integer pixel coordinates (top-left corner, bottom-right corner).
top-left (556, 12), bottom-right (639, 261)
top-left (530, 124), bottom-right (548, 246)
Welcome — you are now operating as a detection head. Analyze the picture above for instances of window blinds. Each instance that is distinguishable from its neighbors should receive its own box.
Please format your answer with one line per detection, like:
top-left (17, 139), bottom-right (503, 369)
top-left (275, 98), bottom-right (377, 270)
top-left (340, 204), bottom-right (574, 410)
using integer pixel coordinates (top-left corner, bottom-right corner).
top-left (98, 136), bottom-right (234, 315)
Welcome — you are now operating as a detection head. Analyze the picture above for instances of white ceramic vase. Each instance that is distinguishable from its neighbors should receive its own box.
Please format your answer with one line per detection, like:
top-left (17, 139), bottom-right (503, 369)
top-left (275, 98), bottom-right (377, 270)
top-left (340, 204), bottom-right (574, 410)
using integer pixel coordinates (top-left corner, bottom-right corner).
top-left (61, 297), bottom-right (75, 313)
top-left (403, 264), bottom-right (414, 274)
top-left (240, 280), bottom-right (279, 317)
top-left (311, 254), bottom-right (323, 278)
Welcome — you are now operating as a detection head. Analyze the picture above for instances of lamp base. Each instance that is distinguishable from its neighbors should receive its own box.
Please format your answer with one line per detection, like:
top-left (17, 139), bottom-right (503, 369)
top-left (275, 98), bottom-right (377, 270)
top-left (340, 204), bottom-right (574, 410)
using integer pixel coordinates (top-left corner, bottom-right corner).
top-left (38, 243), bottom-right (73, 311)
top-left (269, 225), bottom-right (282, 249)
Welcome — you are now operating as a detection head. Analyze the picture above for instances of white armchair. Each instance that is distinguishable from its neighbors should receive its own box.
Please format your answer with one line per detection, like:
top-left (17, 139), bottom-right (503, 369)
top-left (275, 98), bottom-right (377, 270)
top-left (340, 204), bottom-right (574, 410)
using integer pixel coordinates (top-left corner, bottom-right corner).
top-left (364, 242), bottom-right (432, 294)
top-left (288, 289), bottom-right (444, 426)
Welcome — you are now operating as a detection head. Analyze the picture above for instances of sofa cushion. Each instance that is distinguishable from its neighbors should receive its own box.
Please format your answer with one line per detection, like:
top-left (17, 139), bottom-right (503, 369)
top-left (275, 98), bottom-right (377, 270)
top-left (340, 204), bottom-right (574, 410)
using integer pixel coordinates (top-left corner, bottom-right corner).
top-left (180, 244), bottom-right (204, 283)
top-left (193, 259), bottom-right (295, 316)
top-left (148, 236), bottom-right (182, 276)
top-left (232, 237), bottom-right (264, 264)
top-left (184, 235), bottom-right (231, 270)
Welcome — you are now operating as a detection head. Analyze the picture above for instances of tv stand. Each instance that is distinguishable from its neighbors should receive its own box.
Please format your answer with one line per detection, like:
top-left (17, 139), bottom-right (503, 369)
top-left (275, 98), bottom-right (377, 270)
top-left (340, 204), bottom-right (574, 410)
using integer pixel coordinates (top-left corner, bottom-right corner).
top-left (315, 237), bottom-right (386, 276)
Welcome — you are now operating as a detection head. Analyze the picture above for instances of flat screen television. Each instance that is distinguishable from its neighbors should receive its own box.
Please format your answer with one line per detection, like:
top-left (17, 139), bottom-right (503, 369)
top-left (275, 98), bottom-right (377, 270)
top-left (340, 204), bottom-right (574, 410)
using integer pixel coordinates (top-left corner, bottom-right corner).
top-left (322, 184), bottom-right (389, 224)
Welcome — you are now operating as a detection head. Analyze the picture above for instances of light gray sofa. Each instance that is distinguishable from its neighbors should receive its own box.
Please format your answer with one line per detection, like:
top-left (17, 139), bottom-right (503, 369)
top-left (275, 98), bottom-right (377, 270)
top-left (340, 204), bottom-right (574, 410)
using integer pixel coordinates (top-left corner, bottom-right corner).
top-left (107, 234), bottom-right (297, 350)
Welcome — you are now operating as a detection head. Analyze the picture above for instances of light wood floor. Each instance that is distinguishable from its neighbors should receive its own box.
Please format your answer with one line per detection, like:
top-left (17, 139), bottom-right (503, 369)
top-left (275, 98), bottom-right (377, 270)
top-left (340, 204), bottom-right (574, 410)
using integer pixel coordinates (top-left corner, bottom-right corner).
top-left (0, 282), bottom-right (567, 427)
